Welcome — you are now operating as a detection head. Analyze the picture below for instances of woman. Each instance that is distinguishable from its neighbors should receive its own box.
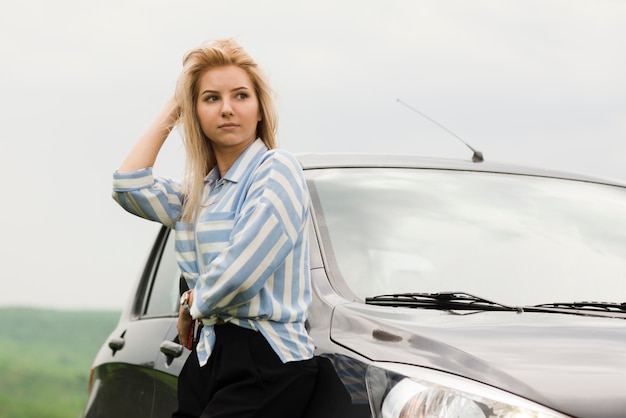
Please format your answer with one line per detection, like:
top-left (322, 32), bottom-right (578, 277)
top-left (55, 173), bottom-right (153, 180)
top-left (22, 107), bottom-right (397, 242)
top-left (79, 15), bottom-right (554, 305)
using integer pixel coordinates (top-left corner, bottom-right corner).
top-left (112, 38), bottom-right (318, 417)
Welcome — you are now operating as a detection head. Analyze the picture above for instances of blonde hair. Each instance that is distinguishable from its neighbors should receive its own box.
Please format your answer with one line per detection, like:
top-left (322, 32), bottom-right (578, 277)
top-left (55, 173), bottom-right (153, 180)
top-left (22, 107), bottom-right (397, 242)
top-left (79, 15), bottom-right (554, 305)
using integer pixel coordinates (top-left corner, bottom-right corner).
top-left (175, 38), bottom-right (278, 222)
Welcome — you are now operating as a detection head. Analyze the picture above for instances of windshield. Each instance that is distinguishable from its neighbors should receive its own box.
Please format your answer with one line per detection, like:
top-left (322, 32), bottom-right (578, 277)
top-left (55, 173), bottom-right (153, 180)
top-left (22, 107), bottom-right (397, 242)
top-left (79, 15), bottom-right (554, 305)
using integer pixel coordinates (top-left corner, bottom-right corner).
top-left (309, 168), bottom-right (626, 306)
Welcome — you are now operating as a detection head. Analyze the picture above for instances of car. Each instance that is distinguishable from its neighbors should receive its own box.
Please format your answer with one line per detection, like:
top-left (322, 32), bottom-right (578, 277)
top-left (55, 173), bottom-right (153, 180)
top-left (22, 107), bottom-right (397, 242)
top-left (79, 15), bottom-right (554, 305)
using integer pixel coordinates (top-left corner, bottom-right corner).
top-left (82, 153), bottom-right (626, 418)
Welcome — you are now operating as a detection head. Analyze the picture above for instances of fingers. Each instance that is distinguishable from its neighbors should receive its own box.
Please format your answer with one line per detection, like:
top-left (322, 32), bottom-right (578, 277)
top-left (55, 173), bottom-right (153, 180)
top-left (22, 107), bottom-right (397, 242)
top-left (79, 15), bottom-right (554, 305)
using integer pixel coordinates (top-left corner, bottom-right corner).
top-left (178, 327), bottom-right (190, 347)
top-left (177, 314), bottom-right (192, 346)
top-left (179, 332), bottom-right (188, 347)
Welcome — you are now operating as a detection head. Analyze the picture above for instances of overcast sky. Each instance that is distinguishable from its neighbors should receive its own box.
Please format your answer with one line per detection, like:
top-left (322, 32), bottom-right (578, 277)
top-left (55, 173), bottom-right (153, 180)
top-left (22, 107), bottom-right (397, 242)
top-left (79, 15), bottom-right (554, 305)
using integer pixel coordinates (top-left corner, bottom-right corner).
top-left (1, 0), bottom-right (625, 310)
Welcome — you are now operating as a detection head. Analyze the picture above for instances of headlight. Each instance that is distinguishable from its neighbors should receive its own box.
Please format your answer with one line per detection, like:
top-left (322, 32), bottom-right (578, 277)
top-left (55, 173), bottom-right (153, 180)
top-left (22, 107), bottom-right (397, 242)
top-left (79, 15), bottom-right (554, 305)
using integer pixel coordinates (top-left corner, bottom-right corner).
top-left (365, 363), bottom-right (569, 418)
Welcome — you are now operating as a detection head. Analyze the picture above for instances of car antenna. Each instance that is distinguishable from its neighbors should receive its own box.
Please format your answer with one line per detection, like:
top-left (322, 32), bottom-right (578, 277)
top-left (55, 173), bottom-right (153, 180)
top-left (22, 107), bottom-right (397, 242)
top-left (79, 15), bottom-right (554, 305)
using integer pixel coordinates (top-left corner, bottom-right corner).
top-left (396, 98), bottom-right (484, 163)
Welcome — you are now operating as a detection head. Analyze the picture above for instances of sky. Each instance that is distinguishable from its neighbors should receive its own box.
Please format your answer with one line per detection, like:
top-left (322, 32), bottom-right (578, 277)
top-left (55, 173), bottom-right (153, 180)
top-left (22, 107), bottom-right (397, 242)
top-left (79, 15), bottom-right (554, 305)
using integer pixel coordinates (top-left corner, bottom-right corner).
top-left (1, 0), bottom-right (625, 310)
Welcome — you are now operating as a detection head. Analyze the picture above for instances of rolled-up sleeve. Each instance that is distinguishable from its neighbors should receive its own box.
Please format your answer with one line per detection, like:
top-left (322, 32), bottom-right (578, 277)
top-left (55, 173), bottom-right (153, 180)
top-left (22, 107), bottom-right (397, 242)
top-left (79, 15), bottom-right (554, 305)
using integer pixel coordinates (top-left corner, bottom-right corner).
top-left (112, 167), bottom-right (184, 228)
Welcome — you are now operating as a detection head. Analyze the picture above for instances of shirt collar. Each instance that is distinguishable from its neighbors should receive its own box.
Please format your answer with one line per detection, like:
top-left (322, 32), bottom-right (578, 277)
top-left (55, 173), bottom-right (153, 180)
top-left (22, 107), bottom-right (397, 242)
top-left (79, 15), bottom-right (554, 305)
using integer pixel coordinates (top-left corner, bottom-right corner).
top-left (205, 138), bottom-right (268, 184)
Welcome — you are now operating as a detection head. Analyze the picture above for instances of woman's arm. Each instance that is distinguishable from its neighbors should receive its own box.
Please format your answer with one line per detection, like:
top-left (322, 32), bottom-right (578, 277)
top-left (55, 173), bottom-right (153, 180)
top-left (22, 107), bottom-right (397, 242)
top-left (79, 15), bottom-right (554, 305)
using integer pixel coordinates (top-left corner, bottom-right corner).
top-left (117, 96), bottom-right (179, 173)
top-left (112, 96), bottom-right (184, 227)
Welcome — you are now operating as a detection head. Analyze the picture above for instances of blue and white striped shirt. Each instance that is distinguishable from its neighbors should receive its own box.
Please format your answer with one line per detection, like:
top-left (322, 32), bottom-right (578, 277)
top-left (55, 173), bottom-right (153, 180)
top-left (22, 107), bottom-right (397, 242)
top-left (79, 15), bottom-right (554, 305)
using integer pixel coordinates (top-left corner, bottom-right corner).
top-left (112, 139), bottom-right (315, 366)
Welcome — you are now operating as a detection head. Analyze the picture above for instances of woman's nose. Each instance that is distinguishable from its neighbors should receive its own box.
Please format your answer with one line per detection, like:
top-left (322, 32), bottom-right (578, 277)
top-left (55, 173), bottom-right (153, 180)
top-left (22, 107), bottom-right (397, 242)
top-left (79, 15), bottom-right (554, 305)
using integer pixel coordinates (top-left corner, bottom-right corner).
top-left (221, 100), bottom-right (234, 117)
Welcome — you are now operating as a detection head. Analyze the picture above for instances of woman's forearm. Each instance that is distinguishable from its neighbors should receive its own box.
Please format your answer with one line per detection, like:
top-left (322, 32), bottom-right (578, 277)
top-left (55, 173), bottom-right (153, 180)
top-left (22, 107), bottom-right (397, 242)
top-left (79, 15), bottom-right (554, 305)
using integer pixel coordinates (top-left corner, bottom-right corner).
top-left (117, 97), bottom-right (180, 173)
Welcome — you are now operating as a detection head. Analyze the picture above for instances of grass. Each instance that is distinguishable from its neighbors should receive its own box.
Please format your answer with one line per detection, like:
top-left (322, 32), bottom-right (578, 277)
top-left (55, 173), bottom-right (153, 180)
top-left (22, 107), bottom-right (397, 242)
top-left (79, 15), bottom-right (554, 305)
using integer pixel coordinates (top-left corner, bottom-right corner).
top-left (0, 308), bottom-right (120, 418)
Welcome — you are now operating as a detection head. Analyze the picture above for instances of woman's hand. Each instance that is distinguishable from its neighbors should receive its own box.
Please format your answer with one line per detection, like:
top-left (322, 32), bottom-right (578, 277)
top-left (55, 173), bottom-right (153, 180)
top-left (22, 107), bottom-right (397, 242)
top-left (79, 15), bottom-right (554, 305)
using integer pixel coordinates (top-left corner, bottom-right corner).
top-left (117, 96), bottom-right (181, 173)
top-left (177, 290), bottom-right (195, 347)
top-left (162, 95), bottom-right (181, 129)
top-left (177, 306), bottom-right (193, 348)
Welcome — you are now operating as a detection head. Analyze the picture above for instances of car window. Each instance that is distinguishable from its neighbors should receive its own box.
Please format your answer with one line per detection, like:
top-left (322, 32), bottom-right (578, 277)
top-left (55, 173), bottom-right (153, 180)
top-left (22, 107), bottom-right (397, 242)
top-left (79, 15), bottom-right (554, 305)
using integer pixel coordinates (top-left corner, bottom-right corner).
top-left (310, 168), bottom-right (626, 306)
top-left (145, 231), bottom-right (180, 316)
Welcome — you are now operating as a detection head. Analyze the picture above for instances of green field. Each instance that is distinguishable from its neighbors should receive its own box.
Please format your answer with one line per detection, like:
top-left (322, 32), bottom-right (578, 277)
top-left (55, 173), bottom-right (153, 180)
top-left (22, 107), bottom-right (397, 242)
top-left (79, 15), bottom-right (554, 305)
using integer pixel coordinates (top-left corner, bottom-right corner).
top-left (0, 308), bottom-right (120, 418)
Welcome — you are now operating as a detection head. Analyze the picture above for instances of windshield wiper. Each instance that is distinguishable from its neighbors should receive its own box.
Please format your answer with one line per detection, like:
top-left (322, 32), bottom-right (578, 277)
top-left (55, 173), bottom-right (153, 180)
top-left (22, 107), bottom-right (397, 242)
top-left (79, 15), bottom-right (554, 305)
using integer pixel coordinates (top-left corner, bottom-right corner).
top-left (530, 301), bottom-right (626, 313)
top-left (365, 293), bottom-right (626, 318)
top-left (365, 292), bottom-right (524, 313)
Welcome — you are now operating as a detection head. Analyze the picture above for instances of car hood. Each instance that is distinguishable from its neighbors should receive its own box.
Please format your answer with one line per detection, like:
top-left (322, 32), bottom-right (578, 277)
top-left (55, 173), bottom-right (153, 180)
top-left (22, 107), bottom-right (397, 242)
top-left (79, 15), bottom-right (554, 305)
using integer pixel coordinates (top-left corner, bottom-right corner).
top-left (330, 303), bottom-right (626, 418)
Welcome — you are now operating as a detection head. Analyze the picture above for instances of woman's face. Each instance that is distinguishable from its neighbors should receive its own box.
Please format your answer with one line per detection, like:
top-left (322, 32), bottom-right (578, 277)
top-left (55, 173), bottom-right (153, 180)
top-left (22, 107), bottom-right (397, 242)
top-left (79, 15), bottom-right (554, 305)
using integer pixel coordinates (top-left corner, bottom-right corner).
top-left (196, 65), bottom-right (261, 157)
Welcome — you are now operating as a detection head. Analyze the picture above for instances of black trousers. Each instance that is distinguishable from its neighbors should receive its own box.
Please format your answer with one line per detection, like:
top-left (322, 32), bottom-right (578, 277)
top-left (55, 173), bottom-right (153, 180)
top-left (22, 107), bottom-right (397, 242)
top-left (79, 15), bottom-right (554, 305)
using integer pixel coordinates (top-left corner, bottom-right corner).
top-left (172, 323), bottom-right (318, 418)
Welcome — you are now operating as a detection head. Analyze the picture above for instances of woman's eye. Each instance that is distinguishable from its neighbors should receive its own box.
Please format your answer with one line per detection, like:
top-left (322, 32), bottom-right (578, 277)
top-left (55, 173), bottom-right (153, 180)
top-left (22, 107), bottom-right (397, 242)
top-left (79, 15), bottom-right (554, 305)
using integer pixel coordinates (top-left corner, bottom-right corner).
top-left (236, 92), bottom-right (249, 99)
top-left (204, 95), bottom-right (219, 102)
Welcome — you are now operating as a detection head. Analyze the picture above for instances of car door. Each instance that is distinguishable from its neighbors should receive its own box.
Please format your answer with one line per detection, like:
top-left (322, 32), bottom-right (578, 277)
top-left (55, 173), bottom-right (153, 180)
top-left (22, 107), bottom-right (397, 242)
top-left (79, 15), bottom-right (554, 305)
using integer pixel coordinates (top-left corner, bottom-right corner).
top-left (151, 228), bottom-right (192, 417)
top-left (83, 227), bottom-right (183, 418)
